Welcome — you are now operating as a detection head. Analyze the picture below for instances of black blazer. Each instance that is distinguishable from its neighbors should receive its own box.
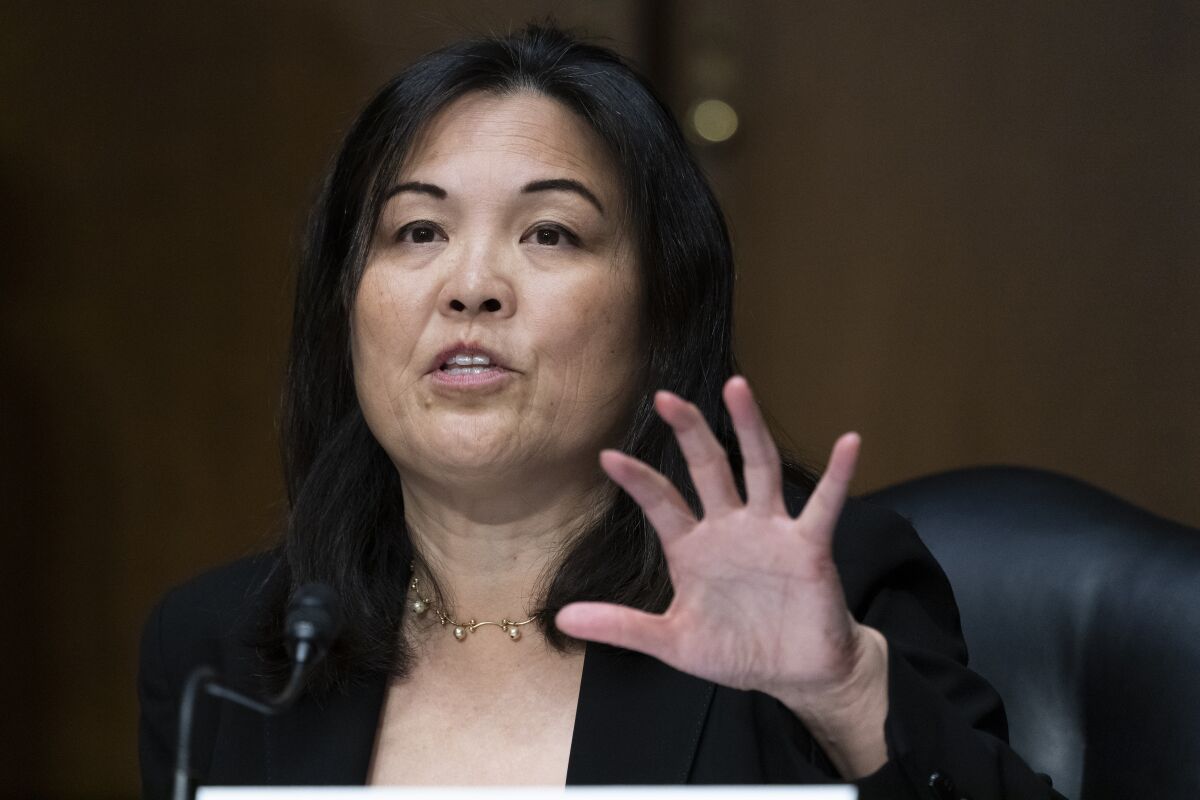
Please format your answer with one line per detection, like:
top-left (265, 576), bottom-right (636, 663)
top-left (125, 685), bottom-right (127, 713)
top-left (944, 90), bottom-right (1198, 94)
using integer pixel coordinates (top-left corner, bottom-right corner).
top-left (138, 497), bottom-right (1063, 800)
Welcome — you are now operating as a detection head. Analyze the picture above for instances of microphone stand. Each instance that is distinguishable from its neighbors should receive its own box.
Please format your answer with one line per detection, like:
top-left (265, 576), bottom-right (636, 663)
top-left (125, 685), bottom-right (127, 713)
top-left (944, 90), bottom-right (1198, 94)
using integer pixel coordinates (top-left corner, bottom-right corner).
top-left (173, 585), bottom-right (340, 800)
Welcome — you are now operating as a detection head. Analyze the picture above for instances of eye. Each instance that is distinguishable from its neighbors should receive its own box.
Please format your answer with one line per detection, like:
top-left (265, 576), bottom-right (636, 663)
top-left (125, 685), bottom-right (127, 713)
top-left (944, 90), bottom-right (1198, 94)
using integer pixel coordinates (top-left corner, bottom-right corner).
top-left (395, 221), bottom-right (446, 244)
top-left (523, 224), bottom-right (580, 248)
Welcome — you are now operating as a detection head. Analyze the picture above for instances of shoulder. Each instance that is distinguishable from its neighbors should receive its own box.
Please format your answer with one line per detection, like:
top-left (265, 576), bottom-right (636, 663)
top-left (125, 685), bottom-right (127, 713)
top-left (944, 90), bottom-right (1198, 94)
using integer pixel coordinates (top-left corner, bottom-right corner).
top-left (785, 482), bottom-right (947, 607)
top-left (786, 481), bottom-right (967, 667)
top-left (170, 548), bottom-right (280, 600)
top-left (140, 551), bottom-right (284, 685)
top-left (150, 550), bottom-right (282, 633)
top-left (835, 496), bottom-right (953, 611)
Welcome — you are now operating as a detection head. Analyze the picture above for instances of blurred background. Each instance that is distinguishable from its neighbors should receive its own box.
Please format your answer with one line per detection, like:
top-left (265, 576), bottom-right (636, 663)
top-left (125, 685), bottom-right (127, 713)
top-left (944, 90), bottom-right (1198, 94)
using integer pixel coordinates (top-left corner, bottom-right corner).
top-left (1, 1), bottom-right (1196, 796)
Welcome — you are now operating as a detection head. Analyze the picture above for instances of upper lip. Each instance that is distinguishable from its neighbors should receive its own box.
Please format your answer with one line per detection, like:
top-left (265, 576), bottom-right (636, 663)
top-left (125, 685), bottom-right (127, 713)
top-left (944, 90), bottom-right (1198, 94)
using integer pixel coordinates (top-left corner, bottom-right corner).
top-left (427, 341), bottom-right (512, 373)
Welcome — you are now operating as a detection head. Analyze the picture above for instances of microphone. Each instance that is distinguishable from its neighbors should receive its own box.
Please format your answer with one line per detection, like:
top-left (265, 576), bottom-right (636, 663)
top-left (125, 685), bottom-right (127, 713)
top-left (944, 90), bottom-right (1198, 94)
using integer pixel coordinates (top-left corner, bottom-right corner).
top-left (173, 583), bottom-right (342, 800)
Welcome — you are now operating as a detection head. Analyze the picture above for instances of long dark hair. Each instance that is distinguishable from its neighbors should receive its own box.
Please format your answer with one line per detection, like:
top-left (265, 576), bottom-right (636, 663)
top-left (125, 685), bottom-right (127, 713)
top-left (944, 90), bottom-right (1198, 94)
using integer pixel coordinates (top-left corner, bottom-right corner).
top-left (265, 23), bottom-right (814, 693)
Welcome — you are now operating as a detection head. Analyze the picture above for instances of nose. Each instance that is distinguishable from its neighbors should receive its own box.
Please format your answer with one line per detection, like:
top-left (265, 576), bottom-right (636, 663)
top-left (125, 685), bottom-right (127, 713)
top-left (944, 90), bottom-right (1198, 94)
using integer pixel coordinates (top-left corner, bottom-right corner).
top-left (438, 243), bottom-right (516, 319)
top-left (448, 296), bottom-right (502, 313)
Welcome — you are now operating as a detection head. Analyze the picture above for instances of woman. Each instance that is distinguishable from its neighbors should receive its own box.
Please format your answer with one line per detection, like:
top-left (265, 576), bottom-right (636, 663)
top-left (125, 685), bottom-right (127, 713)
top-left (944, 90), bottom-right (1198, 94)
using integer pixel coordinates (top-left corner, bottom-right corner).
top-left (139, 24), bottom-right (1062, 799)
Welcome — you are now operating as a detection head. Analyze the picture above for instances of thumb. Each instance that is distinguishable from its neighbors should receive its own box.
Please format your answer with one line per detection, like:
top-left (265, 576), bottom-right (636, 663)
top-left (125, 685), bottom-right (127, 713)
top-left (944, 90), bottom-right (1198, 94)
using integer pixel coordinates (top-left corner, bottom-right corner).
top-left (556, 602), bottom-right (669, 658)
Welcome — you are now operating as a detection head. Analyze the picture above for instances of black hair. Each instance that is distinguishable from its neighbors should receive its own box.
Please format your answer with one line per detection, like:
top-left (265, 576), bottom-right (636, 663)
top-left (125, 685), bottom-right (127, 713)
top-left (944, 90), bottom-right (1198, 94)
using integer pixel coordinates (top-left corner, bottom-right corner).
top-left (264, 22), bottom-right (814, 693)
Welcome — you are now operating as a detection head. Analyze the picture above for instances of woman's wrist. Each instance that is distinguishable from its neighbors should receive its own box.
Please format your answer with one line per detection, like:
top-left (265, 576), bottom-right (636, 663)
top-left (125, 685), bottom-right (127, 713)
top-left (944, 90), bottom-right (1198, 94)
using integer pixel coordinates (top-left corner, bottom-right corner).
top-left (773, 624), bottom-right (890, 780)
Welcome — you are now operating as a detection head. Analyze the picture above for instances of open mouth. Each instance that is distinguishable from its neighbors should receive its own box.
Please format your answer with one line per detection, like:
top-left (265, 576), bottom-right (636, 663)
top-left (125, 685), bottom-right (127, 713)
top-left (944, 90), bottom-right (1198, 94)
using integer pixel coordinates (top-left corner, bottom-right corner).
top-left (439, 354), bottom-right (501, 375)
top-left (430, 349), bottom-right (512, 389)
top-left (427, 344), bottom-right (514, 389)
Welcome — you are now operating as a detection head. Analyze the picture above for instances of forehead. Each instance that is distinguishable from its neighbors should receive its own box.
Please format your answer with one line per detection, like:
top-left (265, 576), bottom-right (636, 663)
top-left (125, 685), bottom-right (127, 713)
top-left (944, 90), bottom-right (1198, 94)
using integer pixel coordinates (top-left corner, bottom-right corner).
top-left (399, 91), bottom-right (620, 197)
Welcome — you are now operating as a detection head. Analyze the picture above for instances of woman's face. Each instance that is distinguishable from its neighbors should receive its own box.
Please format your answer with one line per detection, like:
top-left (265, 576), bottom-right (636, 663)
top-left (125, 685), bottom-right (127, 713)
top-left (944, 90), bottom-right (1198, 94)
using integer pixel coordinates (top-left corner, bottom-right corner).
top-left (351, 91), bottom-right (643, 490)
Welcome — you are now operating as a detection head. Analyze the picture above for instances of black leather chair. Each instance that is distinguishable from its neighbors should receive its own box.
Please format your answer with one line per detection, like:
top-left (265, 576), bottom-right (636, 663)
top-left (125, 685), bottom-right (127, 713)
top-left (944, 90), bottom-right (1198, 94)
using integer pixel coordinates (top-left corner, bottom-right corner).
top-left (865, 466), bottom-right (1200, 800)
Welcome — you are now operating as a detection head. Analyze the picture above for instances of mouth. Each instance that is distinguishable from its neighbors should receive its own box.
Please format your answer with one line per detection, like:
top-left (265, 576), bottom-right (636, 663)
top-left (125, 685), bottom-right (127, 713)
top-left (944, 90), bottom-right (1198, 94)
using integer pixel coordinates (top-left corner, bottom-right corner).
top-left (440, 354), bottom-right (496, 375)
top-left (427, 342), bottom-right (515, 388)
top-left (428, 342), bottom-right (511, 372)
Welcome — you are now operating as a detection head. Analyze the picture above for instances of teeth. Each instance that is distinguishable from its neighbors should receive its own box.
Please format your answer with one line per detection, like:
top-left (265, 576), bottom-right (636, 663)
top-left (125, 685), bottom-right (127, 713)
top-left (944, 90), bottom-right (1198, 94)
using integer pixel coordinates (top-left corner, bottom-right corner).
top-left (444, 366), bottom-right (488, 375)
top-left (444, 353), bottom-right (492, 368)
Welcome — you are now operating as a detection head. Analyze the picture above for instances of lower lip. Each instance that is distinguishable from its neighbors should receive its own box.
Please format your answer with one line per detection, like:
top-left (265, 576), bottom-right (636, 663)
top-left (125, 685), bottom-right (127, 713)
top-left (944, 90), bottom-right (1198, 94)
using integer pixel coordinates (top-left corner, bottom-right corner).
top-left (429, 366), bottom-right (513, 389)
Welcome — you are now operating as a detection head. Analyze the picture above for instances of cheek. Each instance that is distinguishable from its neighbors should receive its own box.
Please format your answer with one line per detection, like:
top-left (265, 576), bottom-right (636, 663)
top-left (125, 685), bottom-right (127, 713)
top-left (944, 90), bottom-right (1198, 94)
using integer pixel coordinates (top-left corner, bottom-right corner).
top-left (533, 270), bottom-right (644, 401)
top-left (593, 268), bottom-right (644, 362)
top-left (351, 270), bottom-right (430, 404)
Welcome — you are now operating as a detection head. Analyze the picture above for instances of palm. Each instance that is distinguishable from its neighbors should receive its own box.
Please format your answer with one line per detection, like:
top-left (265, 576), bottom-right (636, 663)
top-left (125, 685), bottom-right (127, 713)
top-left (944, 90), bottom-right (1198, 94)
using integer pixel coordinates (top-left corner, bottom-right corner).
top-left (557, 377), bottom-right (865, 702)
top-left (654, 506), bottom-right (857, 695)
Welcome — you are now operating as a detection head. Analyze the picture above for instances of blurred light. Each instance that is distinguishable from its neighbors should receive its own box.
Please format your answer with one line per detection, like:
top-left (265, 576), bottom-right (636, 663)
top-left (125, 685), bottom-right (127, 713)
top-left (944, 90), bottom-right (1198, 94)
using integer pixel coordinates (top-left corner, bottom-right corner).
top-left (689, 98), bottom-right (739, 143)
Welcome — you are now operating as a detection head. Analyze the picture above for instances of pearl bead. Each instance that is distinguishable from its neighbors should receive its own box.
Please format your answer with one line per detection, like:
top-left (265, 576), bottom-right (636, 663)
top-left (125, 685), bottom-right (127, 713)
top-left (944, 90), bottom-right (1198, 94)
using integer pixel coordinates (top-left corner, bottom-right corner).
top-left (453, 626), bottom-right (467, 641)
top-left (508, 626), bottom-right (522, 641)
top-left (411, 599), bottom-right (427, 614)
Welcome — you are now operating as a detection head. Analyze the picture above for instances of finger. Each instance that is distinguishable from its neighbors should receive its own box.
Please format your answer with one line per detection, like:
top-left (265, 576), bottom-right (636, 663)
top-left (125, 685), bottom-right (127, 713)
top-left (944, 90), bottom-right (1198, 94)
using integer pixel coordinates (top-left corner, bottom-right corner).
top-left (555, 601), bottom-right (672, 660)
top-left (795, 433), bottom-right (861, 548)
top-left (655, 391), bottom-right (742, 516)
top-left (723, 376), bottom-right (787, 516)
top-left (600, 450), bottom-right (696, 542)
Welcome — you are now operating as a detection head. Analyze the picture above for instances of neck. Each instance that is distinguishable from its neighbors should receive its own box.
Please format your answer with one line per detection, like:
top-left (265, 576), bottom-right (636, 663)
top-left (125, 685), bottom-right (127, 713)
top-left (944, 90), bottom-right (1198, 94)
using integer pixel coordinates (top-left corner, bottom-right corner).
top-left (398, 461), bottom-right (612, 622)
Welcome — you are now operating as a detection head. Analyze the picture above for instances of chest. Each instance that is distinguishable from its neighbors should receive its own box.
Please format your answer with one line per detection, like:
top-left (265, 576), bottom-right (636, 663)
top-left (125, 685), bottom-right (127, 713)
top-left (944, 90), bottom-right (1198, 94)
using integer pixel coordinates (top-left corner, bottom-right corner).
top-left (366, 647), bottom-right (585, 786)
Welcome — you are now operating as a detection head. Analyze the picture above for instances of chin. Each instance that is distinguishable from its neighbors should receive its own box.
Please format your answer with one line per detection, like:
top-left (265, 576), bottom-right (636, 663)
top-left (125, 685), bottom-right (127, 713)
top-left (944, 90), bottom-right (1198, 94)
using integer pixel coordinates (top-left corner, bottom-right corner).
top-left (399, 432), bottom-right (594, 489)
top-left (399, 427), bottom-right (529, 474)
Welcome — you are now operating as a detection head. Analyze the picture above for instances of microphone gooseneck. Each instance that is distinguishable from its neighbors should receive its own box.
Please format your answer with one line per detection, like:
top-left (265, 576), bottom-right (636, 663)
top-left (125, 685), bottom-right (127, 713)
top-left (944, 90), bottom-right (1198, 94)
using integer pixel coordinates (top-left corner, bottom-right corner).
top-left (172, 583), bottom-right (342, 800)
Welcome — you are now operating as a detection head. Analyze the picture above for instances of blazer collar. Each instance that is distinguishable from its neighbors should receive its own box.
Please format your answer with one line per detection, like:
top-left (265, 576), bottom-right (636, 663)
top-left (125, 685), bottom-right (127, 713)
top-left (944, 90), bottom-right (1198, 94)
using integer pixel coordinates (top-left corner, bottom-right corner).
top-left (261, 643), bottom-right (715, 786)
top-left (263, 674), bottom-right (388, 785)
top-left (566, 644), bottom-right (715, 784)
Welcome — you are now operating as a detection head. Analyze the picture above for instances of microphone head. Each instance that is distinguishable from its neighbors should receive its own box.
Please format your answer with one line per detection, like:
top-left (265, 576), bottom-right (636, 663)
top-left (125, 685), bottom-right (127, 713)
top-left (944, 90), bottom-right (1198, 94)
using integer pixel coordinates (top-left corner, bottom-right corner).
top-left (285, 583), bottom-right (342, 657)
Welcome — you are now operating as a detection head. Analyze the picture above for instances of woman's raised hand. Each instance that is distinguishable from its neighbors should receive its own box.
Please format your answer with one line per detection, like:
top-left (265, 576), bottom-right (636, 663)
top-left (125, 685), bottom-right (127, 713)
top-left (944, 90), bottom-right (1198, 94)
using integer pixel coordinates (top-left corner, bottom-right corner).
top-left (556, 376), bottom-right (889, 778)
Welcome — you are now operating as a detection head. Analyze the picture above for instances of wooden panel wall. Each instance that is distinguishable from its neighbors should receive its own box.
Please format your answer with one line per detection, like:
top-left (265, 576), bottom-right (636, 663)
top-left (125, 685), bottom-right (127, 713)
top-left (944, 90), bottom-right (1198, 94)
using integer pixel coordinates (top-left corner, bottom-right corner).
top-left (1, 2), bottom-right (1195, 797)
top-left (666, 1), bottom-right (1200, 525)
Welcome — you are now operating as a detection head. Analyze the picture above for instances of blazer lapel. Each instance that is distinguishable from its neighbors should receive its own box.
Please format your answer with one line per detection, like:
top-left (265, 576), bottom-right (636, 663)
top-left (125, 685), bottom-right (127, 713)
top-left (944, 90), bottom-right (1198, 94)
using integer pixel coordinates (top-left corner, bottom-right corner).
top-left (263, 672), bottom-right (388, 785)
top-left (259, 641), bottom-right (715, 785)
top-left (567, 644), bottom-right (715, 784)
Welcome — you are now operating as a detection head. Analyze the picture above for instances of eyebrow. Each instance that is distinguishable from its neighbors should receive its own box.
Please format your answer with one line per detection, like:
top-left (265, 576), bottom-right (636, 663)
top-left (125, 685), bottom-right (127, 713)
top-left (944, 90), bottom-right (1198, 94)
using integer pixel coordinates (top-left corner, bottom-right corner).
top-left (385, 181), bottom-right (447, 200)
top-left (522, 179), bottom-right (605, 215)
top-left (383, 177), bottom-right (605, 215)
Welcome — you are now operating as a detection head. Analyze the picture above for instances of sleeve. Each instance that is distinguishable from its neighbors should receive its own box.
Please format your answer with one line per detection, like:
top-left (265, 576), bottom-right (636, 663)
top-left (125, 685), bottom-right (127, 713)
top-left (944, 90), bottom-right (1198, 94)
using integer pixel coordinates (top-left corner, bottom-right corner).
top-left (137, 593), bottom-right (178, 800)
top-left (832, 502), bottom-right (1066, 800)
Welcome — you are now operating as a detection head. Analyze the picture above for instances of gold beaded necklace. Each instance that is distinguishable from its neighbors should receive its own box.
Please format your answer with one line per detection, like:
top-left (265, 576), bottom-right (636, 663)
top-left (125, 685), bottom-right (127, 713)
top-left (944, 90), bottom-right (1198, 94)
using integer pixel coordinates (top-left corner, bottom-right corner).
top-left (407, 570), bottom-right (538, 642)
